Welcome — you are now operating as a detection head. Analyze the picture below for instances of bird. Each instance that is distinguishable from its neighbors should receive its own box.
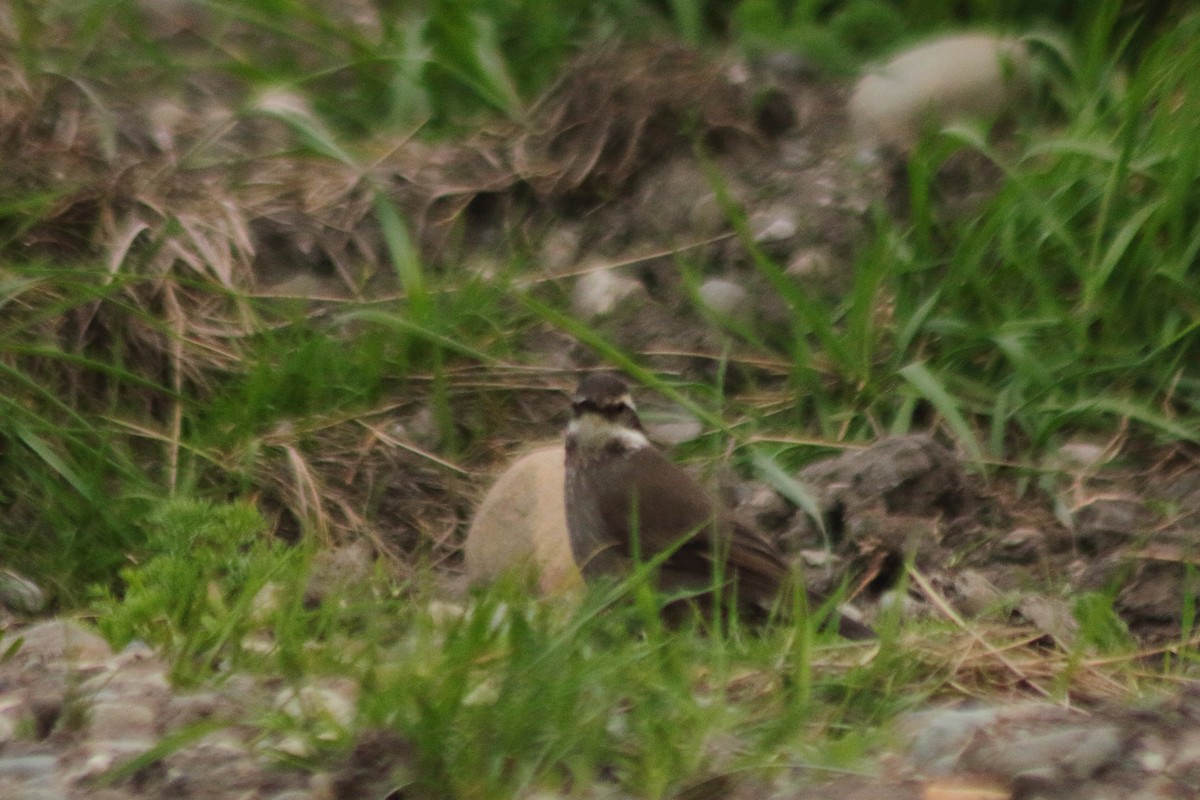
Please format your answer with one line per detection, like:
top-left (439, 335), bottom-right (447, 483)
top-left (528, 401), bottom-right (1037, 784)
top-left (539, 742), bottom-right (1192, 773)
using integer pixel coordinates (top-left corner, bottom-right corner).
top-left (562, 372), bottom-right (872, 639)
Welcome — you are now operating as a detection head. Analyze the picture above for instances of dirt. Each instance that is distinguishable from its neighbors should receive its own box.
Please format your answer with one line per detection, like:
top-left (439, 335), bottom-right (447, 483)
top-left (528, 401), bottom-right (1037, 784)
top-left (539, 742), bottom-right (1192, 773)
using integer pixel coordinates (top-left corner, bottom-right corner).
top-left (3, 27), bottom-right (1200, 800)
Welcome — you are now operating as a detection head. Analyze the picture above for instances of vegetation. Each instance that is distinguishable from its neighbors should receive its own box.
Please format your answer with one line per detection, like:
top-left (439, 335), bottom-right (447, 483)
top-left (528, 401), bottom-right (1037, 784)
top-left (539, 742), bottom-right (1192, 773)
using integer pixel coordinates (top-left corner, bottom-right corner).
top-left (1, 0), bottom-right (1198, 796)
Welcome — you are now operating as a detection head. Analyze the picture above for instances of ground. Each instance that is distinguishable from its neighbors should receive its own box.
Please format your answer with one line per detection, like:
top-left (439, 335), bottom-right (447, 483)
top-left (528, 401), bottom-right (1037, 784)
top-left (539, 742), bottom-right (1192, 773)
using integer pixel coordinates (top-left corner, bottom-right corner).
top-left (1, 32), bottom-right (1199, 800)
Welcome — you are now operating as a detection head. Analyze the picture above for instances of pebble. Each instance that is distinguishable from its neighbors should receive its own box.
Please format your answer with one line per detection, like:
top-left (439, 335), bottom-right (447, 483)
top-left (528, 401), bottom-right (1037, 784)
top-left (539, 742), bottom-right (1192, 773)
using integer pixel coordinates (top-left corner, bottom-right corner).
top-left (965, 725), bottom-right (1123, 781)
top-left (951, 569), bottom-right (1004, 617)
top-left (785, 249), bottom-right (834, 281)
top-left (1056, 440), bottom-right (1108, 470)
top-left (688, 193), bottom-right (726, 236)
top-left (736, 483), bottom-right (793, 532)
top-left (12, 620), bottom-right (112, 666)
top-left (696, 278), bottom-right (750, 321)
top-left (2, 783), bottom-right (67, 800)
top-left (749, 210), bottom-right (797, 244)
top-left (0, 755), bottom-right (59, 780)
top-left (275, 681), bottom-right (357, 729)
top-left (1016, 595), bottom-right (1079, 646)
top-left (570, 268), bottom-right (645, 319)
top-left (271, 791), bottom-right (314, 800)
top-left (638, 405), bottom-right (704, 446)
top-left (0, 571), bottom-right (47, 614)
top-left (998, 527), bottom-right (1044, 564)
top-left (539, 225), bottom-right (581, 272)
top-left (87, 701), bottom-right (158, 740)
top-left (1072, 497), bottom-right (1152, 555)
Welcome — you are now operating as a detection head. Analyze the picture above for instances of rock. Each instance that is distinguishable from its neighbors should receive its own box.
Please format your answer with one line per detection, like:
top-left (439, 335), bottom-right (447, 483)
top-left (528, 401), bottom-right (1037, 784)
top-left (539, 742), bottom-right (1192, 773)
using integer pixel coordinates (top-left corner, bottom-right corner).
top-left (305, 540), bottom-right (374, 606)
top-left (464, 445), bottom-right (581, 594)
top-left (162, 691), bottom-right (239, 733)
top-left (11, 620), bottom-right (112, 666)
top-left (785, 248), bottom-right (844, 297)
top-left (998, 527), bottom-right (1044, 564)
top-left (570, 267), bottom-right (645, 319)
top-left (638, 404), bottom-right (704, 446)
top-left (903, 706), bottom-right (1002, 774)
top-left (0, 571), bottom-right (47, 614)
top-left (735, 483), bottom-right (793, 534)
top-left (688, 193), bottom-right (726, 237)
top-left (1118, 558), bottom-right (1200, 628)
top-left (270, 792), bottom-right (314, 800)
top-left (0, 755), bottom-right (59, 780)
top-left (1055, 440), bottom-right (1109, 470)
top-left (539, 225), bottom-right (581, 272)
top-left (275, 681), bottom-right (357, 730)
top-left (696, 278), bottom-right (750, 321)
top-left (799, 435), bottom-right (970, 520)
top-left (850, 33), bottom-right (1031, 153)
top-left (749, 209), bottom-right (797, 244)
top-left (87, 701), bottom-right (157, 741)
top-left (951, 569), bottom-right (1004, 617)
top-left (1072, 497), bottom-right (1153, 555)
top-left (1016, 595), bottom-right (1079, 647)
top-left (962, 724), bottom-right (1123, 782)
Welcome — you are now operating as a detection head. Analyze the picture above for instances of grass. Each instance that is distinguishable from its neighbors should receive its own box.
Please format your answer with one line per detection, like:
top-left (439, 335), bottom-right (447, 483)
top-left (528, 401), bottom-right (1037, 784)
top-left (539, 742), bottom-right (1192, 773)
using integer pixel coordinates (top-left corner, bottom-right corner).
top-left (2, 0), bottom-right (1200, 795)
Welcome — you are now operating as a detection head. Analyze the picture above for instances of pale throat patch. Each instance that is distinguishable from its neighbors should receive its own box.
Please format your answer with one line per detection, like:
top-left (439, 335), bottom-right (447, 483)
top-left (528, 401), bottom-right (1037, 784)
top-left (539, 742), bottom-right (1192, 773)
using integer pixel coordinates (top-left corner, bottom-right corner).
top-left (567, 413), bottom-right (649, 451)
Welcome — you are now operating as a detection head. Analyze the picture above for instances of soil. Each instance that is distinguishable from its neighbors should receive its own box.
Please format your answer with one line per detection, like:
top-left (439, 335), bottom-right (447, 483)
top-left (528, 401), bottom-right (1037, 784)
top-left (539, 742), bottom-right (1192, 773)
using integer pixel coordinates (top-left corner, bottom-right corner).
top-left (2, 35), bottom-right (1199, 800)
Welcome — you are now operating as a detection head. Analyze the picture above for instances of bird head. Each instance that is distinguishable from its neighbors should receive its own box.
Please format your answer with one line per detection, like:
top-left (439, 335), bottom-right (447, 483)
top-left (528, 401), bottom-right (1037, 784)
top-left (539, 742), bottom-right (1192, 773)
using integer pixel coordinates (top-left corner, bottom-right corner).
top-left (566, 373), bottom-right (649, 455)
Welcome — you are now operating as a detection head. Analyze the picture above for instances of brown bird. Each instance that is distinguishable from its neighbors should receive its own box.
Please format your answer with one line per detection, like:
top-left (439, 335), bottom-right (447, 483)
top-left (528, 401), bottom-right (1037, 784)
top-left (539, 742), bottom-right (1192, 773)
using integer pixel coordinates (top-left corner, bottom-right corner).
top-left (563, 373), bottom-right (872, 639)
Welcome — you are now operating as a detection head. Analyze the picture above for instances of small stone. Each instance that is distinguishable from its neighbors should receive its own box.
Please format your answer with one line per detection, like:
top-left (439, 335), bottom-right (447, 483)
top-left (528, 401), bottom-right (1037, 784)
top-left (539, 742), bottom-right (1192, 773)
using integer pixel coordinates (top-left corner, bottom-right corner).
top-left (271, 792), bottom-right (313, 800)
top-left (540, 225), bottom-right (581, 272)
top-left (998, 527), bottom-right (1045, 564)
top-left (72, 740), bottom-right (157, 780)
top-left (696, 278), bottom-right (750, 321)
top-left (901, 707), bottom-right (1001, 774)
top-left (799, 549), bottom-right (835, 567)
top-left (250, 582), bottom-right (282, 623)
top-left (397, 405), bottom-right (441, 451)
top-left (570, 268), bottom-right (645, 319)
top-left (162, 692), bottom-right (236, 732)
top-left (736, 483), bottom-right (792, 532)
top-left (2, 782), bottom-right (68, 800)
top-left (275, 681), bottom-right (357, 729)
top-left (88, 701), bottom-right (157, 740)
top-left (273, 733), bottom-right (312, 758)
top-left (785, 249), bottom-right (834, 281)
top-left (1056, 441), bottom-right (1108, 470)
top-left (640, 409), bottom-right (704, 446)
top-left (750, 210), bottom-right (797, 244)
top-left (305, 540), bottom-right (374, 606)
top-left (1016, 595), bottom-right (1079, 647)
top-left (0, 754), bottom-right (59, 780)
top-left (1072, 497), bottom-right (1153, 555)
top-left (968, 725), bottom-right (1123, 781)
top-left (1137, 746), bottom-right (1166, 773)
top-left (309, 772), bottom-right (335, 800)
top-left (688, 193), bottom-right (726, 236)
top-left (12, 619), bottom-right (112, 666)
top-left (952, 569), bottom-right (1004, 617)
top-left (0, 570), bottom-right (47, 613)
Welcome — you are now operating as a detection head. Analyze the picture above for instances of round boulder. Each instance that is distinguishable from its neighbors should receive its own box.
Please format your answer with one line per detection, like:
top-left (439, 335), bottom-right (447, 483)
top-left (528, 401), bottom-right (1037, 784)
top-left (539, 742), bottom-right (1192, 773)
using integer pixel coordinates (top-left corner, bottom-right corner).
top-left (464, 445), bottom-right (582, 594)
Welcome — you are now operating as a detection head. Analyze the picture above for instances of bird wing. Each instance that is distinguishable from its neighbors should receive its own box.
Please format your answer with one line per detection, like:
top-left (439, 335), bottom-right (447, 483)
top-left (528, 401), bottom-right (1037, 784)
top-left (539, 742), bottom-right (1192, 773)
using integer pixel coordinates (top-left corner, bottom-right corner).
top-left (590, 448), bottom-right (788, 592)
top-left (589, 446), bottom-right (715, 557)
